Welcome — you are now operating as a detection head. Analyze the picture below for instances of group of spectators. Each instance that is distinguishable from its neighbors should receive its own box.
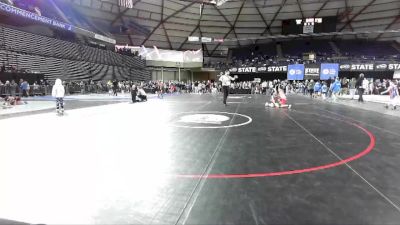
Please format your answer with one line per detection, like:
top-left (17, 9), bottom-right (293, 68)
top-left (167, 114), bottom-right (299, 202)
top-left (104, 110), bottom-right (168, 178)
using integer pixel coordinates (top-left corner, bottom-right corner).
top-left (206, 52), bottom-right (400, 70)
top-left (0, 79), bottom-right (38, 98)
top-left (146, 80), bottom-right (262, 95)
top-left (115, 47), bottom-right (140, 58)
top-left (0, 79), bottom-right (259, 96)
top-left (1, 76), bottom-right (399, 103)
top-left (291, 77), bottom-right (400, 99)
top-left (0, 78), bottom-right (33, 106)
top-left (260, 76), bottom-right (399, 108)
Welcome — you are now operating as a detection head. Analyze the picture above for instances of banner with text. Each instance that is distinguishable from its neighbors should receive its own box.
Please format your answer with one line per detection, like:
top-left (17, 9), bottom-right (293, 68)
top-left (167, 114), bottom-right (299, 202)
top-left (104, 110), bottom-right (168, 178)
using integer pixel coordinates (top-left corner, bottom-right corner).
top-left (339, 63), bottom-right (375, 71)
top-left (304, 64), bottom-right (320, 80)
top-left (339, 63), bottom-right (400, 71)
top-left (229, 62), bottom-right (400, 74)
top-left (287, 64), bottom-right (305, 80)
top-left (374, 63), bottom-right (400, 71)
top-left (0, 2), bottom-right (73, 31)
top-left (229, 65), bottom-right (288, 73)
top-left (394, 70), bottom-right (400, 79)
top-left (320, 63), bottom-right (339, 80)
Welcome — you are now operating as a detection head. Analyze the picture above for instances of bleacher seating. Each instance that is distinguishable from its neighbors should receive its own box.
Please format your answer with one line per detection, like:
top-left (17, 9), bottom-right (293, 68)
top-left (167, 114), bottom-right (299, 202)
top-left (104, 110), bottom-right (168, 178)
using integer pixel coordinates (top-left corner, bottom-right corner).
top-left (281, 40), bottom-right (334, 56)
top-left (335, 40), bottom-right (398, 58)
top-left (0, 26), bottom-right (150, 81)
top-left (223, 39), bottom-right (400, 69)
top-left (232, 43), bottom-right (277, 59)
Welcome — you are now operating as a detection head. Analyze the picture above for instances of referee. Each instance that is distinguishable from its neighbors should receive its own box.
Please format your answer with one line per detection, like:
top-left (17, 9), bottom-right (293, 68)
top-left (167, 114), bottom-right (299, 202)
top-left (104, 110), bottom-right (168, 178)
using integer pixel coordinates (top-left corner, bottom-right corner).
top-left (219, 70), bottom-right (237, 106)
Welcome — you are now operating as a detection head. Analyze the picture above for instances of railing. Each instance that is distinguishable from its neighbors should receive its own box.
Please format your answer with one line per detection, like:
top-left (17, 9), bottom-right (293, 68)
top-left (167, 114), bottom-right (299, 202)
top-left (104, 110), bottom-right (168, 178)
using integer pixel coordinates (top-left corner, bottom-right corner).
top-left (0, 84), bottom-right (107, 96)
top-left (0, 84), bottom-right (160, 97)
top-left (0, 84), bottom-right (54, 96)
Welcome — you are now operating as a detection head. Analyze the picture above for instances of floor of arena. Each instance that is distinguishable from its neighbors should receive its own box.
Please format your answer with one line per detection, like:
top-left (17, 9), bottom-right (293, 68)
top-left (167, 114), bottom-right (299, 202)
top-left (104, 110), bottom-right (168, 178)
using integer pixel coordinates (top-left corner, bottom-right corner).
top-left (1, 93), bottom-right (400, 225)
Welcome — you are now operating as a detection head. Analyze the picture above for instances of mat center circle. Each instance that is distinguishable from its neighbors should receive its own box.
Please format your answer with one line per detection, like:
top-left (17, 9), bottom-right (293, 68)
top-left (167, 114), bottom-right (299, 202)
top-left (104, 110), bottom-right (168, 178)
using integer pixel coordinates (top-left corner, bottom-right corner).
top-left (179, 114), bottom-right (230, 124)
top-left (171, 111), bottom-right (252, 129)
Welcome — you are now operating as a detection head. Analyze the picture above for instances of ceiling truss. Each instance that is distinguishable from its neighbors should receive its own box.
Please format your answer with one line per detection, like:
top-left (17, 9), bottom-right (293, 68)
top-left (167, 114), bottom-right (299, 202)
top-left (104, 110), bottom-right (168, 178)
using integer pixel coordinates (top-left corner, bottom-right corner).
top-left (65, 0), bottom-right (400, 57)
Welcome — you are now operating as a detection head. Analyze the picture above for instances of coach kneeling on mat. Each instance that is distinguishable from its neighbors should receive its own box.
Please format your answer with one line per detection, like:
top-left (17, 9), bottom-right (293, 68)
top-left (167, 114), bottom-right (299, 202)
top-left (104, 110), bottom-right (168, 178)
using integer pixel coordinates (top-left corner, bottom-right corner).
top-left (137, 86), bottom-right (147, 102)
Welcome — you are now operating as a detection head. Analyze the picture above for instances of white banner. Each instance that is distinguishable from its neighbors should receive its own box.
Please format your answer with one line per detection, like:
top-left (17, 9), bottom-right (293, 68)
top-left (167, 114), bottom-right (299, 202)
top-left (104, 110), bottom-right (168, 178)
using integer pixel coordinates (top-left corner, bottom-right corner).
top-left (139, 46), bottom-right (203, 63)
top-left (394, 70), bottom-right (400, 79)
top-left (94, 34), bottom-right (116, 44)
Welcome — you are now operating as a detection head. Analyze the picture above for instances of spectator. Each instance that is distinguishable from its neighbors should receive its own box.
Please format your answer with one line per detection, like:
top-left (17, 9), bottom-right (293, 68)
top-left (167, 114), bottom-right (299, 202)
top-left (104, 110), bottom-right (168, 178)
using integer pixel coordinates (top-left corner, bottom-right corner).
top-left (9, 80), bottom-right (17, 96)
top-left (112, 80), bottom-right (118, 96)
top-left (20, 80), bottom-right (29, 97)
top-left (330, 77), bottom-right (342, 102)
top-left (341, 78), bottom-right (349, 95)
top-left (307, 80), bottom-right (315, 97)
top-left (355, 73), bottom-right (365, 103)
top-left (131, 83), bottom-right (137, 103)
top-left (349, 78), bottom-right (357, 99)
top-left (321, 82), bottom-right (328, 100)
top-left (313, 80), bottom-right (321, 98)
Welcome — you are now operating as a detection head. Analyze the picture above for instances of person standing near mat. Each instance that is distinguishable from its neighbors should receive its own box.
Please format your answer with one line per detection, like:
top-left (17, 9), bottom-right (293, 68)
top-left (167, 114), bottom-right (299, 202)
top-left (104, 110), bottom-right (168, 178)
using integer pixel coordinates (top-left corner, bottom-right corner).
top-left (219, 70), bottom-right (237, 106)
top-left (355, 73), bottom-right (365, 102)
top-left (381, 80), bottom-right (399, 110)
top-left (112, 79), bottom-right (118, 96)
top-left (131, 83), bottom-right (137, 103)
top-left (52, 78), bottom-right (65, 115)
top-left (330, 77), bottom-right (341, 102)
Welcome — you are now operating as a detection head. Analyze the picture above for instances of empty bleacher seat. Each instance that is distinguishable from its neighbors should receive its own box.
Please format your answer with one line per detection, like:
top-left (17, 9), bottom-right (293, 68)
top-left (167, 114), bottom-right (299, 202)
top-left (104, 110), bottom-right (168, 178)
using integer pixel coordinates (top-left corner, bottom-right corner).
top-left (0, 26), bottom-right (150, 81)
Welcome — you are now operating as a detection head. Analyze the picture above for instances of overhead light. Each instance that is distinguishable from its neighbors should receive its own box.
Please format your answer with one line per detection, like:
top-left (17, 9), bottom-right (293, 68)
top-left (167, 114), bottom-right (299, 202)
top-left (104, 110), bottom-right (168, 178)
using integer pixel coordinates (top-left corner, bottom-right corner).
top-left (201, 37), bottom-right (212, 43)
top-left (216, 0), bottom-right (229, 6)
top-left (202, 0), bottom-right (229, 6)
top-left (188, 36), bottom-right (200, 42)
top-left (214, 38), bottom-right (224, 43)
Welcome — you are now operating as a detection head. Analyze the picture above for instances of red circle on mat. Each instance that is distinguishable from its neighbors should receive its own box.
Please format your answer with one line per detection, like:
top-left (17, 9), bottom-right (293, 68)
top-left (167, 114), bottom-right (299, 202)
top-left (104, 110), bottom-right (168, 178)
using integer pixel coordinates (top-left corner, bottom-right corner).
top-left (172, 119), bottom-right (375, 179)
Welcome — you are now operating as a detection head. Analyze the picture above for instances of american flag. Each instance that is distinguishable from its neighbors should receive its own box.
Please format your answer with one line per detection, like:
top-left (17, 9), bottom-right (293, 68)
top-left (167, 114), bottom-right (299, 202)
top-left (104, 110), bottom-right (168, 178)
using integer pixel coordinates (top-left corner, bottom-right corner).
top-left (119, 0), bottom-right (133, 8)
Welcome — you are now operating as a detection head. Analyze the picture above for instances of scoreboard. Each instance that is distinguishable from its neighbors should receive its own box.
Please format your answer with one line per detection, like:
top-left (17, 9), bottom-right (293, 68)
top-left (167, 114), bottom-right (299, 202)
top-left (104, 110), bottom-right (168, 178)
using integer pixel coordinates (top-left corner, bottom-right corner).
top-left (282, 16), bottom-right (337, 35)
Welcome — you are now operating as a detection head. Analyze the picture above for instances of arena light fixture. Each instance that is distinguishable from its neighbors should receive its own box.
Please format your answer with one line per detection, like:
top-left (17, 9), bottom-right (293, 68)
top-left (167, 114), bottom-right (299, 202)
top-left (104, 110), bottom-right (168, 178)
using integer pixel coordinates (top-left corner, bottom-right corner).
top-left (188, 36), bottom-right (200, 42)
top-left (216, 0), bottom-right (229, 6)
top-left (201, 37), bottom-right (212, 43)
top-left (200, 0), bottom-right (229, 6)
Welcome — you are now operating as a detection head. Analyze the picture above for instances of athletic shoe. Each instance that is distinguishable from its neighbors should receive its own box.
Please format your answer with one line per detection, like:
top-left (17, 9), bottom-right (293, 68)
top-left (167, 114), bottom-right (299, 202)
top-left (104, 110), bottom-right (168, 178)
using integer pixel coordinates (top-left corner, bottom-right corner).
top-left (288, 104), bottom-right (292, 109)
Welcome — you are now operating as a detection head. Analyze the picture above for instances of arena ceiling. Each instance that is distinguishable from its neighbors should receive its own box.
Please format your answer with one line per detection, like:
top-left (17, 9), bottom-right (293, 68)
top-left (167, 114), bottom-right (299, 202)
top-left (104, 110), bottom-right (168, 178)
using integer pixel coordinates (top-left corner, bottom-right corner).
top-left (67, 0), bottom-right (400, 57)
